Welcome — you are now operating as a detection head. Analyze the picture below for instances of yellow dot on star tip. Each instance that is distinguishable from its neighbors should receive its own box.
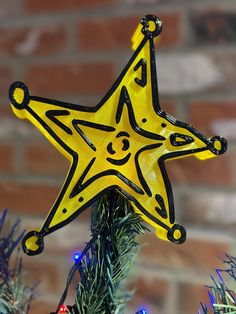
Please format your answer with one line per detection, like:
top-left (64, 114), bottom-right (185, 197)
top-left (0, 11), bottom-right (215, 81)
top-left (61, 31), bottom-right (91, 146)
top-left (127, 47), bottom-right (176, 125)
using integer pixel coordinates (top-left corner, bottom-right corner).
top-left (148, 20), bottom-right (156, 32)
top-left (214, 140), bottom-right (222, 151)
top-left (173, 229), bottom-right (181, 240)
top-left (14, 87), bottom-right (25, 105)
top-left (25, 235), bottom-right (40, 251)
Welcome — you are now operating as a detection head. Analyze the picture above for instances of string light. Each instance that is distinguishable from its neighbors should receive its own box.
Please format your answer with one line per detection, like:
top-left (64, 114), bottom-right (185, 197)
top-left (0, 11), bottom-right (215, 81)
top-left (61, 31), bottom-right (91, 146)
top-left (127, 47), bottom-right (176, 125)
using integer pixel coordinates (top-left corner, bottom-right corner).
top-left (73, 252), bottom-right (81, 262)
top-left (58, 304), bottom-right (68, 313)
top-left (136, 309), bottom-right (147, 314)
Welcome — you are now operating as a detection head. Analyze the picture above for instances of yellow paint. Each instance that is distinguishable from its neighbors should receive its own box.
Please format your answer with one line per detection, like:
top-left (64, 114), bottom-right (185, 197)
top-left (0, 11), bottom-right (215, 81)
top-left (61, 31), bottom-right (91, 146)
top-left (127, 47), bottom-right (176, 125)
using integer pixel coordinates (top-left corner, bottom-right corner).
top-left (14, 87), bottom-right (24, 104)
top-left (25, 235), bottom-right (39, 252)
top-left (214, 140), bottom-right (222, 151)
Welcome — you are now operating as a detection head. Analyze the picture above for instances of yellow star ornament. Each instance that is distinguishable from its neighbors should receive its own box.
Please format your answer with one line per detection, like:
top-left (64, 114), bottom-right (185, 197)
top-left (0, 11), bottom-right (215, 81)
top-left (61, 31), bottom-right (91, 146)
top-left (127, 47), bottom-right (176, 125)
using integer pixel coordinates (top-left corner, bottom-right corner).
top-left (9, 15), bottom-right (227, 255)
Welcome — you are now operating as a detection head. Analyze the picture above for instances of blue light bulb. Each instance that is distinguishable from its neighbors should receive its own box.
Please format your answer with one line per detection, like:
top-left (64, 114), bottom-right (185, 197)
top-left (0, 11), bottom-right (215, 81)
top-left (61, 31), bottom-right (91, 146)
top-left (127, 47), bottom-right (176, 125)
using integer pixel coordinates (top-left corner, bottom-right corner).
top-left (73, 253), bottom-right (81, 262)
top-left (138, 309), bottom-right (147, 314)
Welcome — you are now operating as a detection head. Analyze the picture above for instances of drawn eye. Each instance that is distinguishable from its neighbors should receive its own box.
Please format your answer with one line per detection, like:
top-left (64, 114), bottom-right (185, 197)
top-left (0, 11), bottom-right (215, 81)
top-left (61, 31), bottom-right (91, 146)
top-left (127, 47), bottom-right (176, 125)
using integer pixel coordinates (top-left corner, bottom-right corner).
top-left (170, 133), bottom-right (194, 146)
top-left (122, 138), bottom-right (130, 151)
top-left (107, 142), bottom-right (116, 155)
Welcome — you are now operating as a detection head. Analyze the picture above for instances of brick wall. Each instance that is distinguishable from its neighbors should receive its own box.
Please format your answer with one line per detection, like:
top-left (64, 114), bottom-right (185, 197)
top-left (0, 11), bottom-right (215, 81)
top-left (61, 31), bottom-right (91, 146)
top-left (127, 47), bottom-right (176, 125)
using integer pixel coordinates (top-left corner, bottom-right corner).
top-left (0, 1), bottom-right (235, 314)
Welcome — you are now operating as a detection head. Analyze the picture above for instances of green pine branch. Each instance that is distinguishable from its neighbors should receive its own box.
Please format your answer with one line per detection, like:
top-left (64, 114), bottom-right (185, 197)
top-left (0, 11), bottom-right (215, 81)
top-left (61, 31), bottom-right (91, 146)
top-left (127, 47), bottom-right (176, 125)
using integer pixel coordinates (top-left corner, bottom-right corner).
top-left (72, 191), bottom-right (147, 314)
top-left (199, 254), bottom-right (236, 314)
top-left (0, 209), bottom-right (35, 314)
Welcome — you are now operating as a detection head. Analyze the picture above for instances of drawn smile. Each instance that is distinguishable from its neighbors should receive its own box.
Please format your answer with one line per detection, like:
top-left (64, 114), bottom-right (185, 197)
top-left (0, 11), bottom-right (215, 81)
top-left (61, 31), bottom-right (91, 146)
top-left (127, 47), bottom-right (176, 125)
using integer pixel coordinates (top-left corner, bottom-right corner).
top-left (106, 131), bottom-right (131, 166)
top-left (106, 152), bottom-right (131, 165)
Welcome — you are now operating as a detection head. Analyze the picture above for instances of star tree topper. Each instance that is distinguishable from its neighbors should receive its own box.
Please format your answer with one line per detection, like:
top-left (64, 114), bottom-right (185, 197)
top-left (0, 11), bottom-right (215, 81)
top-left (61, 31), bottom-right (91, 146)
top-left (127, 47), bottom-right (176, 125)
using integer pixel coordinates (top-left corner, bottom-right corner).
top-left (9, 15), bottom-right (227, 255)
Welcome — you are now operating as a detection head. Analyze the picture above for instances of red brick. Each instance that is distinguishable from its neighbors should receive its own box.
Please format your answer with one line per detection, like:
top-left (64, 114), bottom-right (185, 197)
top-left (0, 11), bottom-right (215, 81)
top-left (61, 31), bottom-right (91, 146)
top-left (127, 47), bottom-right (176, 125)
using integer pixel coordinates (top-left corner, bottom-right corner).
top-left (128, 276), bottom-right (169, 313)
top-left (0, 115), bottom-right (38, 139)
top-left (158, 12), bottom-right (183, 48)
top-left (25, 143), bottom-right (69, 176)
top-left (179, 282), bottom-right (210, 314)
top-left (67, 270), bottom-right (81, 303)
top-left (166, 153), bottom-right (231, 186)
top-left (192, 9), bottom-right (236, 45)
top-left (160, 100), bottom-right (176, 116)
top-left (25, 0), bottom-right (113, 13)
top-left (24, 257), bottom-right (60, 292)
top-left (0, 181), bottom-right (60, 215)
top-left (0, 66), bottom-right (12, 91)
top-left (189, 101), bottom-right (236, 138)
top-left (0, 24), bottom-right (67, 57)
top-left (77, 13), bottom-right (182, 51)
top-left (29, 301), bottom-right (56, 314)
top-left (0, 144), bottom-right (14, 172)
top-left (0, 0), bottom-right (22, 18)
top-left (211, 52), bottom-right (236, 92)
top-left (40, 214), bottom-right (91, 255)
top-left (15, 214), bottom-right (90, 256)
top-left (26, 62), bottom-right (114, 97)
top-left (0, 105), bottom-right (12, 116)
top-left (7, 97), bottom-right (44, 139)
top-left (182, 190), bottom-right (236, 229)
top-left (139, 235), bottom-right (230, 273)
top-left (155, 51), bottom-right (236, 95)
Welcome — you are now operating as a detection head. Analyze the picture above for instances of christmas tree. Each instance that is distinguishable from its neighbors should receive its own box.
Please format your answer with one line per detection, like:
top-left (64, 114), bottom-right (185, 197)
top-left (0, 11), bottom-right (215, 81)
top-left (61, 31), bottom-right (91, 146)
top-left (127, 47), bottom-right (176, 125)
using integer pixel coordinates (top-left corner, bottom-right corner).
top-left (53, 192), bottom-right (147, 313)
top-left (199, 254), bottom-right (236, 314)
top-left (0, 209), bottom-right (34, 314)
